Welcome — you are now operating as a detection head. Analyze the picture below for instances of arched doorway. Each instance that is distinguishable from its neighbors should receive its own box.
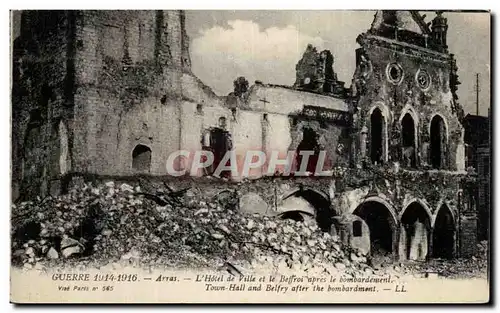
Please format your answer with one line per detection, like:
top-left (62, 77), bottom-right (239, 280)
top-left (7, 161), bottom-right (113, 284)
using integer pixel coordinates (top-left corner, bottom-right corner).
top-left (433, 205), bottom-right (456, 259)
top-left (400, 201), bottom-right (431, 261)
top-left (280, 189), bottom-right (333, 232)
top-left (295, 127), bottom-right (320, 173)
top-left (132, 144), bottom-right (152, 172)
top-left (430, 115), bottom-right (447, 169)
top-left (353, 200), bottom-right (397, 258)
top-left (401, 113), bottom-right (416, 168)
top-left (370, 108), bottom-right (384, 164)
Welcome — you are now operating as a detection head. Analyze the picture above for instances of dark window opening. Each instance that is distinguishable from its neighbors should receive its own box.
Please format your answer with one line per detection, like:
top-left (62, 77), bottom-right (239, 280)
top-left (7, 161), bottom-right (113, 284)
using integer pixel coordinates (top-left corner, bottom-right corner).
top-left (370, 108), bottom-right (384, 164)
top-left (354, 201), bottom-right (395, 256)
top-left (401, 113), bottom-right (416, 168)
top-left (132, 144), bottom-right (152, 172)
top-left (401, 203), bottom-right (431, 260)
top-left (353, 220), bottom-right (362, 237)
top-left (430, 115), bottom-right (446, 169)
top-left (390, 67), bottom-right (399, 80)
top-left (296, 127), bottom-right (320, 173)
top-left (432, 206), bottom-right (455, 259)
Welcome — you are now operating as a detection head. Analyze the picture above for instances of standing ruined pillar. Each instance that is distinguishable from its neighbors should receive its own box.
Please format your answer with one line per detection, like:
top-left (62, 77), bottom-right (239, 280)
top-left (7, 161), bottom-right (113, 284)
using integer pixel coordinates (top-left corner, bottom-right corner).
top-left (409, 220), bottom-right (429, 261)
top-left (360, 125), bottom-right (368, 159)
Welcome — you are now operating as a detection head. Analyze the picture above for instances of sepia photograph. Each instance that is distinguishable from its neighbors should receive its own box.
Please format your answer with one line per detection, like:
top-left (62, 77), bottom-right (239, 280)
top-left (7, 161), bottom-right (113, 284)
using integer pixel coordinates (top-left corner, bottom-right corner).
top-left (9, 8), bottom-right (491, 303)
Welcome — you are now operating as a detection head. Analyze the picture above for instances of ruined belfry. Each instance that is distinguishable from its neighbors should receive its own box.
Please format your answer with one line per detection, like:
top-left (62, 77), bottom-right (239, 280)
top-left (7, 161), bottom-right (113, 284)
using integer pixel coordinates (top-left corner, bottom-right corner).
top-left (11, 10), bottom-right (478, 260)
top-left (12, 10), bottom-right (218, 196)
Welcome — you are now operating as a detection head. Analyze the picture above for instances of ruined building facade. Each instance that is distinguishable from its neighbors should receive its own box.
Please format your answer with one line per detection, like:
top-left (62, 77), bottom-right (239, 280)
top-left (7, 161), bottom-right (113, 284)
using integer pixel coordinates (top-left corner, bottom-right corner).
top-left (12, 10), bottom-right (478, 260)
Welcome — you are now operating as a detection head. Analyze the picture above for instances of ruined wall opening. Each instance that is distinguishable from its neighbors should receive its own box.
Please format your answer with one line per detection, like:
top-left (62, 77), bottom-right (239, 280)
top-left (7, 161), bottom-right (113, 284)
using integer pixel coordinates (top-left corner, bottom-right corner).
top-left (430, 115), bottom-right (447, 169)
top-left (354, 201), bottom-right (395, 257)
top-left (401, 202), bottom-right (431, 261)
top-left (401, 113), bottom-right (416, 168)
top-left (281, 189), bottom-right (333, 232)
top-left (295, 127), bottom-right (320, 173)
top-left (132, 144), bottom-right (152, 172)
top-left (433, 205), bottom-right (455, 259)
top-left (370, 108), bottom-right (384, 164)
top-left (203, 128), bottom-right (232, 177)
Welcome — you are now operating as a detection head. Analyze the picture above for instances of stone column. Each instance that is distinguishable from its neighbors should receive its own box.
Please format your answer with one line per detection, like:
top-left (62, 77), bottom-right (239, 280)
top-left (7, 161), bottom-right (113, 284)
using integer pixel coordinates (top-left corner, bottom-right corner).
top-left (409, 221), bottom-right (428, 261)
top-left (398, 225), bottom-right (407, 261)
top-left (427, 228), bottom-right (434, 260)
top-left (360, 126), bottom-right (368, 159)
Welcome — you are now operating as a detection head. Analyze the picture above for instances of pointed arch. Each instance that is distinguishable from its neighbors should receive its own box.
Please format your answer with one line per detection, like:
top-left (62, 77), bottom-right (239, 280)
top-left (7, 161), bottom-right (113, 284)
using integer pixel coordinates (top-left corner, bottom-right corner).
top-left (400, 108), bottom-right (418, 168)
top-left (353, 196), bottom-right (399, 257)
top-left (368, 103), bottom-right (390, 164)
top-left (399, 198), bottom-right (433, 223)
top-left (431, 202), bottom-right (456, 229)
top-left (400, 199), bottom-right (432, 261)
top-left (354, 196), bottom-right (399, 225)
top-left (432, 204), bottom-right (456, 259)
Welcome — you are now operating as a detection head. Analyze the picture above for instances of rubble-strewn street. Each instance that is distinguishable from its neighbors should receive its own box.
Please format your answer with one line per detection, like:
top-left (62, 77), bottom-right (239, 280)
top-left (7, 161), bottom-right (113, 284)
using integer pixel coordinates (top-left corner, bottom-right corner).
top-left (11, 180), bottom-right (488, 279)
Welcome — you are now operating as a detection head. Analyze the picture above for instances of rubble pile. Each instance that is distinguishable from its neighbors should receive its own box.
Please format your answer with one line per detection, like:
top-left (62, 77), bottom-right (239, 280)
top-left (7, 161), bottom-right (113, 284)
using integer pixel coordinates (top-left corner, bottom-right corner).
top-left (11, 180), bottom-right (371, 275)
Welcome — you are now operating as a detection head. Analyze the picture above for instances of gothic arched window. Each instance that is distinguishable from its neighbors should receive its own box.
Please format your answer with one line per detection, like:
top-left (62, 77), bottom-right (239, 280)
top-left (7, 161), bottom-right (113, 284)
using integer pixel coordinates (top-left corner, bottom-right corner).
top-left (370, 108), bottom-right (384, 164)
top-left (430, 115), bottom-right (447, 169)
top-left (401, 113), bottom-right (417, 168)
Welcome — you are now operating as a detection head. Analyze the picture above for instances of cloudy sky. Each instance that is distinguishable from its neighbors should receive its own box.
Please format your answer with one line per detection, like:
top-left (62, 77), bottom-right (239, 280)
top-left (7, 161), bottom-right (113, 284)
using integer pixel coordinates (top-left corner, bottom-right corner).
top-left (11, 10), bottom-right (490, 116)
top-left (185, 11), bottom-right (490, 116)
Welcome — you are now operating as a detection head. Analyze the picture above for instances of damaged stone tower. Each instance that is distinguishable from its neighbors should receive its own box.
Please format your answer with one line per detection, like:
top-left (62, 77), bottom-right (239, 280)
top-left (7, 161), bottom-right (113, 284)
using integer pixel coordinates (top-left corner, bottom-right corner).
top-left (294, 44), bottom-right (346, 97)
top-left (11, 11), bottom-right (195, 199)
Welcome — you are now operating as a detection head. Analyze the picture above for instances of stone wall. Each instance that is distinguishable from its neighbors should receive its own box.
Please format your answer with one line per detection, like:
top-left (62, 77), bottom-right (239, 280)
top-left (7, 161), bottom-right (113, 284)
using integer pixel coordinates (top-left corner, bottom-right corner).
top-left (12, 11), bottom-right (75, 199)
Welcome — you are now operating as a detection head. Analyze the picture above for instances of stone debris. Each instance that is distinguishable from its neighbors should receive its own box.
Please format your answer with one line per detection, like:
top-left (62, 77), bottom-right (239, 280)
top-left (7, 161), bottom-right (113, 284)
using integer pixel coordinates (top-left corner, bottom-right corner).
top-left (47, 247), bottom-right (59, 259)
top-left (61, 245), bottom-right (82, 258)
top-left (10, 180), bottom-right (487, 278)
